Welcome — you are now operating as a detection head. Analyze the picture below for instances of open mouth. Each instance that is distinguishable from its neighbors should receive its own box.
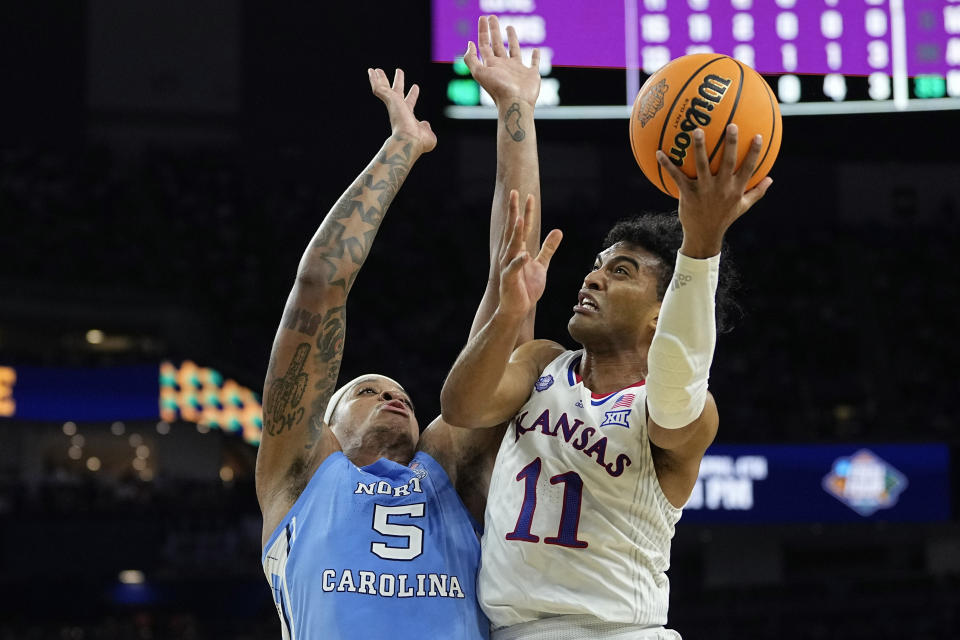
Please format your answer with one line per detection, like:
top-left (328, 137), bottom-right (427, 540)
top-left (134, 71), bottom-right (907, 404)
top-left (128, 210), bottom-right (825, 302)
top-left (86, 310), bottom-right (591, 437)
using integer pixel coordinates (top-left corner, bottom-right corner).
top-left (574, 292), bottom-right (599, 313)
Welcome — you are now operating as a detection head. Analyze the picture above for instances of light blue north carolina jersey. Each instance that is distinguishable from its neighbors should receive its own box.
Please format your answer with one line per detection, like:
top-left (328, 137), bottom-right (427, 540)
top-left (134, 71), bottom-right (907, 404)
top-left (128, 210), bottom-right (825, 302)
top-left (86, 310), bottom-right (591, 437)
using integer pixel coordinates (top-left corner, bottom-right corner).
top-left (262, 451), bottom-right (489, 640)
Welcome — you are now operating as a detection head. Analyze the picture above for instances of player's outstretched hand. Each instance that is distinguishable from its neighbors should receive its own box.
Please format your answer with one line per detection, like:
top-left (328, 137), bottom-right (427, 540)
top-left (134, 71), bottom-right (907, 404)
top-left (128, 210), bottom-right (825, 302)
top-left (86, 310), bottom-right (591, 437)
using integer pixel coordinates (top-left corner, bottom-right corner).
top-left (368, 67), bottom-right (437, 155)
top-left (657, 124), bottom-right (773, 258)
top-left (464, 15), bottom-right (541, 108)
top-left (497, 190), bottom-right (562, 318)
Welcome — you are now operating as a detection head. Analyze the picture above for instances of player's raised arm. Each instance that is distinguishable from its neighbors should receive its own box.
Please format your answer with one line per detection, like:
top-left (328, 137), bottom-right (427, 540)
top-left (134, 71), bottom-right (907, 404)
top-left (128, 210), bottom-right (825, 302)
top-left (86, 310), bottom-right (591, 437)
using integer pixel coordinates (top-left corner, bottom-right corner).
top-left (421, 18), bottom-right (544, 445)
top-left (464, 15), bottom-right (544, 343)
top-left (648, 124), bottom-right (771, 455)
top-left (433, 16), bottom-right (558, 433)
top-left (416, 18), bottom-right (549, 514)
top-left (255, 69), bottom-right (436, 536)
top-left (440, 192), bottom-right (563, 429)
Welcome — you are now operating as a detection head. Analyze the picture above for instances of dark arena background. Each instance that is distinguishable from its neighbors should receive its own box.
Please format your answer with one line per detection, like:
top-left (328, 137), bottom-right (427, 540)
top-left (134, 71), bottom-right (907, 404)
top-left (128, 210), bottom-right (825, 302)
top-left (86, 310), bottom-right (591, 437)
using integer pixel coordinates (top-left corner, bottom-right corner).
top-left (1, 1), bottom-right (958, 638)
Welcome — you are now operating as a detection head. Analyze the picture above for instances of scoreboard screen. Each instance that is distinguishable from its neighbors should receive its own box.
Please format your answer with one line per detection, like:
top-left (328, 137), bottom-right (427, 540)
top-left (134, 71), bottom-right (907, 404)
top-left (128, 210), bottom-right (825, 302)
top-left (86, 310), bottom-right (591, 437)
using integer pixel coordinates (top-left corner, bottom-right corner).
top-left (433, 0), bottom-right (960, 117)
top-left (683, 443), bottom-right (951, 523)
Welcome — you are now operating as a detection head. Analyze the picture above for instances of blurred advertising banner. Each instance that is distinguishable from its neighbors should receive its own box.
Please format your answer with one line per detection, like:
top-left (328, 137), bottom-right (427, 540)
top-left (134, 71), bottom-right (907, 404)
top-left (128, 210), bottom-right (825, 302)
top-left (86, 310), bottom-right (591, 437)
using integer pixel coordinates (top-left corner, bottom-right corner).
top-left (0, 365), bottom-right (159, 421)
top-left (683, 443), bottom-right (950, 523)
top-left (0, 362), bottom-right (262, 445)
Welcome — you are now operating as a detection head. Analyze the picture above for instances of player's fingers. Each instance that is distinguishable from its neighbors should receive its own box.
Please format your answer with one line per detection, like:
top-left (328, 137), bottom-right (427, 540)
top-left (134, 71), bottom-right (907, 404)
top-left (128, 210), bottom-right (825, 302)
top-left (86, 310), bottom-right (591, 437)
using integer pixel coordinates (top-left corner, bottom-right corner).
top-left (735, 134), bottom-right (765, 189)
top-left (477, 15), bottom-right (489, 50)
top-left (520, 193), bottom-right (536, 244)
top-left (530, 48), bottom-right (540, 71)
top-left (499, 190), bottom-right (521, 260)
top-left (477, 16), bottom-right (493, 61)
top-left (507, 26), bottom-right (521, 58)
top-left (535, 229), bottom-right (563, 269)
top-left (719, 123), bottom-right (739, 176)
top-left (506, 191), bottom-right (526, 257)
top-left (375, 68), bottom-right (390, 94)
top-left (510, 189), bottom-right (527, 249)
top-left (392, 68), bottom-right (405, 95)
top-left (489, 16), bottom-right (507, 57)
top-left (464, 41), bottom-right (480, 74)
top-left (503, 252), bottom-right (530, 281)
top-left (656, 150), bottom-right (688, 189)
top-left (369, 68), bottom-right (389, 99)
top-left (500, 189), bottom-right (517, 237)
top-left (692, 128), bottom-right (711, 179)
top-left (405, 83), bottom-right (420, 109)
top-left (741, 176), bottom-right (773, 209)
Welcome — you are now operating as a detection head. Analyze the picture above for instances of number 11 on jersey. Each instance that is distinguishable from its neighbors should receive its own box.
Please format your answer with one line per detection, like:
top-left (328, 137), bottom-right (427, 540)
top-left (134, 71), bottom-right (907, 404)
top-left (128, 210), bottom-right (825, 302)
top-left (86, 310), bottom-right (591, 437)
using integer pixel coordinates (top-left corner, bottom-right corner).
top-left (505, 457), bottom-right (588, 549)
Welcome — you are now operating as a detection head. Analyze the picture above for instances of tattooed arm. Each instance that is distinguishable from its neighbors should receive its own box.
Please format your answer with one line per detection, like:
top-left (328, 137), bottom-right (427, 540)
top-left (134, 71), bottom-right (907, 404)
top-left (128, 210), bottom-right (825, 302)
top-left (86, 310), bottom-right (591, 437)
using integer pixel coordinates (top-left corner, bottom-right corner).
top-left (256, 68), bottom-right (436, 544)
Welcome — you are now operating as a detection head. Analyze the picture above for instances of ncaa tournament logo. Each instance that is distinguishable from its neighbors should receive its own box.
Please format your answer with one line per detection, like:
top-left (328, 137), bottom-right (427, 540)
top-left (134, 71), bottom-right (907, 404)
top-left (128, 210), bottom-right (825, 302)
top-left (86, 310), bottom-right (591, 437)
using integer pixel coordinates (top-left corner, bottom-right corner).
top-left (637, 78), bottom-right (668, 127)
top-left (822, 449), bottom-right (908, 516)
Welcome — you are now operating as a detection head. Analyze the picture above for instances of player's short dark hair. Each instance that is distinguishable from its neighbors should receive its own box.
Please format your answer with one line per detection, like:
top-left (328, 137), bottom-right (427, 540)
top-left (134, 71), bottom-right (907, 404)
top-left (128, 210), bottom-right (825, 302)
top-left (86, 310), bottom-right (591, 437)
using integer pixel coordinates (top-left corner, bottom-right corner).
top-left (602, 212), bottom-right (741, 333)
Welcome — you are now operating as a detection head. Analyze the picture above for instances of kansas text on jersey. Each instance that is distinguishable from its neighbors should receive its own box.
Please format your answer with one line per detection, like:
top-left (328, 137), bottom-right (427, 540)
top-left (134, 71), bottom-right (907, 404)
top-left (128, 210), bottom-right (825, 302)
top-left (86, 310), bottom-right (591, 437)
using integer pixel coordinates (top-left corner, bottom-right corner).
top-left (479, 350), bottom-right (682, 629)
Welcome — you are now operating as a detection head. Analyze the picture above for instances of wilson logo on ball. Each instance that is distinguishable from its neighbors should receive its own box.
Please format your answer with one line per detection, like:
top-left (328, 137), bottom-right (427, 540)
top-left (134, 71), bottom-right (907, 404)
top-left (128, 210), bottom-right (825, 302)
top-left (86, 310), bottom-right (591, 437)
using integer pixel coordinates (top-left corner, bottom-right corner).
top-left (637, 78), bottom-right (669, 128)
top-left (668, 74), bottom-right (732, 166)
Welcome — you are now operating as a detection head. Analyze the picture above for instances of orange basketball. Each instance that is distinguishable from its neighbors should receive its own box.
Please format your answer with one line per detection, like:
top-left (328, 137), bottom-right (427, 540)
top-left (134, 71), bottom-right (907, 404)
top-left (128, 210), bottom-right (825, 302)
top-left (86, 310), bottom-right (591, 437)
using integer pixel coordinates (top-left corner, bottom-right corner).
top-left (629, 53), bottom-right (782, 198)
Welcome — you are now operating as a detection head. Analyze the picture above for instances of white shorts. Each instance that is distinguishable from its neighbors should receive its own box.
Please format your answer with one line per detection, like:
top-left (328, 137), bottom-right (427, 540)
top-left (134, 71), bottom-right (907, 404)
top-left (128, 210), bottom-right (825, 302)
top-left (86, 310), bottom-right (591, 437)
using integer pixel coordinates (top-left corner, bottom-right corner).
top-left (491, 615), bottom-right (682, 640)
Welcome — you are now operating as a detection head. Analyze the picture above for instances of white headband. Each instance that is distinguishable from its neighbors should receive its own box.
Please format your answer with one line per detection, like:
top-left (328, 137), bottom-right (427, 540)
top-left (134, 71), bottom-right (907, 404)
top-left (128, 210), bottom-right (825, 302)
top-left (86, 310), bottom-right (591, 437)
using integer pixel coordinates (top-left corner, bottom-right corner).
top-left (322, 374), bottom-right (405, 426)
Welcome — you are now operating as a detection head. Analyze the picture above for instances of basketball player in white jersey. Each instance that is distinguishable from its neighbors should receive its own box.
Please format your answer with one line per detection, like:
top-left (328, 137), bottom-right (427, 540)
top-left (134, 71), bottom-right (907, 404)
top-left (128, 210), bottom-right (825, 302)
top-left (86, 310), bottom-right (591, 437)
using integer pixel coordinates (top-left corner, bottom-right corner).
top-left (257, 39), bottom-right (551, 637)
top-left (440, 63), bottom-right (773, 638)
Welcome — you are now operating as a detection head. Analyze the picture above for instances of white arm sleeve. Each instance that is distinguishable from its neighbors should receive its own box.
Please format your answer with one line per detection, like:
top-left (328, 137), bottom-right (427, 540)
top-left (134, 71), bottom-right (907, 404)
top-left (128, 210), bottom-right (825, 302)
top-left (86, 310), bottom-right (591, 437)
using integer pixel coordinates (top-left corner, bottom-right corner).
top-left (646, 251), bottom-right (720, 430)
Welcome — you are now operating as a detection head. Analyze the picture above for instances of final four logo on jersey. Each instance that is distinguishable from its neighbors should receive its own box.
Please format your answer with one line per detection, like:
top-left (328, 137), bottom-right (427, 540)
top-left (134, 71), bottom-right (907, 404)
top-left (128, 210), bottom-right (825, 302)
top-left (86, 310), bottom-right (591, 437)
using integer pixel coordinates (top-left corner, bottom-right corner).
top-left (534, 374), bottom-right (554, 392)
top-left (599, 393), bottom-right (635, 428)
top-left (408, 461), bottom-right (428, 479)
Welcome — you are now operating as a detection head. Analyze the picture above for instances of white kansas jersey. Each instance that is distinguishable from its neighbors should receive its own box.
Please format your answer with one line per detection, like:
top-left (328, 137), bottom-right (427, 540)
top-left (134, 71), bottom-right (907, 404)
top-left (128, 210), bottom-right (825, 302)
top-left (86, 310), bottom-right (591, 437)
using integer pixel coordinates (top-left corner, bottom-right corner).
top-left (479, 350), bottom-right (682, 630)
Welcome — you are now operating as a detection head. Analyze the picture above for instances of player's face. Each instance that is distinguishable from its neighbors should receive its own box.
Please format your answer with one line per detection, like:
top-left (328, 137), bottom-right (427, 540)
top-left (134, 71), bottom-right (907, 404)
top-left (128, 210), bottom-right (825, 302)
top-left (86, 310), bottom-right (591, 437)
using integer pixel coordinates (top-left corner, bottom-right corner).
top-left (567, 242), bottom-right (662, 347)
top-left (330, 376), bottom-right (419, 462)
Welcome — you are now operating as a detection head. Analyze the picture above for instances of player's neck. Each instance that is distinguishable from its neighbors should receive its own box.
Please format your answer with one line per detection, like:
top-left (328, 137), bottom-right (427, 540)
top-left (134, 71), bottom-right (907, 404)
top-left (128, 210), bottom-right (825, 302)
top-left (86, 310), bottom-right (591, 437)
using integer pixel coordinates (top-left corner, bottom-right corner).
top-left (348, 447), bottom-right (414, 468)
top-left (345, 432), bottom-right (416, 468)
top-left (578, 347), bottom-right (648, 396)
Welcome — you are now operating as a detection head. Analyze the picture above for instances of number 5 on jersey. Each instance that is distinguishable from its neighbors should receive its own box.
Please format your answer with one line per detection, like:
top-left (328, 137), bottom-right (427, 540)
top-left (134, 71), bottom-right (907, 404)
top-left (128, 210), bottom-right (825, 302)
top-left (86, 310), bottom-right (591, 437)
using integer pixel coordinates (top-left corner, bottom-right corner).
top-left (371, 503), bottom-right (425, 560)
top-left (506, 457), bottom-right (588, 549)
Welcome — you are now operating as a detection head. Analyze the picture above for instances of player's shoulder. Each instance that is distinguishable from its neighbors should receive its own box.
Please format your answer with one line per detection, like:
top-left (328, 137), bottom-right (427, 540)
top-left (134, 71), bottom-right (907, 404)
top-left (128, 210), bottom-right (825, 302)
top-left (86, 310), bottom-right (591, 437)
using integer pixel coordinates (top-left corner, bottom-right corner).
top-left (259, 448), bottom-right (346, 550)
top-left (509, 339), bottom-right (568, 372)
top-left (410, 448), bottom-right (449, 479)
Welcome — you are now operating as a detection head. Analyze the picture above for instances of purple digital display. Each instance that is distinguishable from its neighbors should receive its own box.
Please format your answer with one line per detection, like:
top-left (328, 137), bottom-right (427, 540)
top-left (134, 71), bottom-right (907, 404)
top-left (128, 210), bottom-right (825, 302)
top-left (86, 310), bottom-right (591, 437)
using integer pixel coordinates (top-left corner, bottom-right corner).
top-left (906, 0), bottom-right (956, 76)
top-left (432, 1), bottom-right (625, 69)
top-left (433, 1), bottom-right (959, 78)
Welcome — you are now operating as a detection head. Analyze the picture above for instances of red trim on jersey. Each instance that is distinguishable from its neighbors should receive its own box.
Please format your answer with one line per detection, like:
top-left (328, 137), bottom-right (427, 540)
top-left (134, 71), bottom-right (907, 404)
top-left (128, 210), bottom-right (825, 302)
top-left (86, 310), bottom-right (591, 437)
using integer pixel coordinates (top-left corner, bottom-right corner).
top-left (570, 354), bottom-right (646, 399)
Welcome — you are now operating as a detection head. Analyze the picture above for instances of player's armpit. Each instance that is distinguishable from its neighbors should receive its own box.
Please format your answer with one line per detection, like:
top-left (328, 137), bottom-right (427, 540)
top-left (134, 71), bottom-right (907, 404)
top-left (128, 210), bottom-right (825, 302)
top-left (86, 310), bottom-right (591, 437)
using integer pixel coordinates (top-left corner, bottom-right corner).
top-left (418, 415), bottom-right (507, 523)
top-left (442, 339), bottom-right (565, 429)
top-left (648, 393), bottom-right (719, 508)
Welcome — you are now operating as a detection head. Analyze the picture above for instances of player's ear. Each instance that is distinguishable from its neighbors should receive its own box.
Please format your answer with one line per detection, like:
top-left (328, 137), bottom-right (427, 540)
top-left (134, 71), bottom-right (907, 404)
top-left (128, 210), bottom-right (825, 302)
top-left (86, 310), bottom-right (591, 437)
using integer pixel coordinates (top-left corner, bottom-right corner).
top-left (645, 301), bottom-right (661, 334)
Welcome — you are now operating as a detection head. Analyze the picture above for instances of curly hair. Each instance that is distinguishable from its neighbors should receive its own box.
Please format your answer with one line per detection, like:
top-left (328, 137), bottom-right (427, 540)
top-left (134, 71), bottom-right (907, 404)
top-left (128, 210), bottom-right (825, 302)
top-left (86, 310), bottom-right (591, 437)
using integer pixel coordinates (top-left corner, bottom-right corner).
top-left (601, 212), bottom-right (742, 333)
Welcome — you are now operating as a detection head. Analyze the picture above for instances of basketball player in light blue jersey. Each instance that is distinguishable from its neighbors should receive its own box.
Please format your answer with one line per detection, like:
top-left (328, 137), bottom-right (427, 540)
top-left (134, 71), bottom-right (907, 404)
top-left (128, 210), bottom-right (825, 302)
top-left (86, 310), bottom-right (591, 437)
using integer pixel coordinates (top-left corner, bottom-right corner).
top-left (441, 17), bottom-right (774, 639)
top-left (256, 48), bottom-right (548, 640)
